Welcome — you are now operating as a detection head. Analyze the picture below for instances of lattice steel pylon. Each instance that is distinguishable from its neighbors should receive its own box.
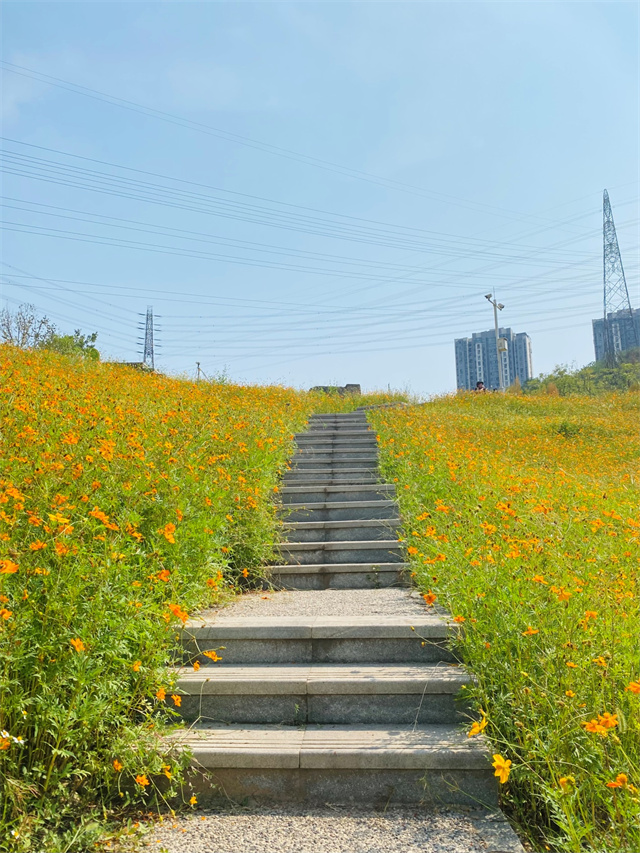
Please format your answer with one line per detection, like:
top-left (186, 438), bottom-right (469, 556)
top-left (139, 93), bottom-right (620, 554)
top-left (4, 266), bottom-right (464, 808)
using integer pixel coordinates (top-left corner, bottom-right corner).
top-left (603, 189), bottom-right (637, 363)
top-left (141, 305), bottom-right (155, 370)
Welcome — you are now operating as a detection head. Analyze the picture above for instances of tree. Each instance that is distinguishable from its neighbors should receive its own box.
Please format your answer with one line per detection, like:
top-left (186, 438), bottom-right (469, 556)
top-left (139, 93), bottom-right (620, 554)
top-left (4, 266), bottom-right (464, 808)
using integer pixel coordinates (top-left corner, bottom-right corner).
top-left (0, 304), bottom-right (99, 360)
top-left (0, 304), bottom-right (56, 348)
top-left (44, 330), bottom-right (100, 361)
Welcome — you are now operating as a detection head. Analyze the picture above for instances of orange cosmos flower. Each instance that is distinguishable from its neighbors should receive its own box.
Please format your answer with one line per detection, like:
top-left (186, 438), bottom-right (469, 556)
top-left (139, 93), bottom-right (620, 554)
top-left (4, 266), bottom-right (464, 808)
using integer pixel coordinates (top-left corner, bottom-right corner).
top-left (132, 661), bottom-right (141, 672)
top-left (167, 603), bottom-right (188, 624)
top-left (606, 773), bottom-right (628, 789)
top-left (159, 523), bottom-right (176, 544)
top-left (171, 694), bottom-right (182, 707)
top-left (423, 591), bottom-right (437, 606)
top-left (113, 759), bottom-right (123, 772)
top-left (135, 774), bottom-right (149, 787)
top-left (29, 540), bottom-right (47, 551)
top-left (241, 568), bottom-right (249, 578)
top-left (625, 681), bottom-right (640, 694)
top-left (468, 711), bottom-right (487, 737)
top-left (0, 560), bottom-right (19, 574)
top-left (522, 626), bottom-right (539, 636)
top-left (202, 650), bottom-right (221, 662)
top-left (453, 615), bottom-right (466, 623)
top-left (492, 754), bottom-right (511, 784)
top-left (0, 608), bottom-right (12, 620)
top-left (193, 661), bottom-right (200, 671)
top-left (70, 638), bottom-right (85, 653)
top-left (156, 687), bottom-right (166, 702)
top-left (598, 712), bottom-right (618, 729)
top-left (156, 569), bottom-right (171, 582)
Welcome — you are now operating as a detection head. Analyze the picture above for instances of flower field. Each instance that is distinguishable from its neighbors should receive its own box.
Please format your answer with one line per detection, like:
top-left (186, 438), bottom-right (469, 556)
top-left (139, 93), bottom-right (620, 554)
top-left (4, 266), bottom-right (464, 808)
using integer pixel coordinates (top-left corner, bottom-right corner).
top-left (0, 345), bottom-right (400, 851)
top-left (370, 392), bottom-right (639, 852)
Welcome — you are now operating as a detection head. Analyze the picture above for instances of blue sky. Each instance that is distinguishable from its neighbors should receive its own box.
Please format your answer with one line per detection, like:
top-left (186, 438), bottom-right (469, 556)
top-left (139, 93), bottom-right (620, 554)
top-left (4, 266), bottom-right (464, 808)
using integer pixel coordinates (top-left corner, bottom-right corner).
top-left (1, 1), bottom-right (638, 394)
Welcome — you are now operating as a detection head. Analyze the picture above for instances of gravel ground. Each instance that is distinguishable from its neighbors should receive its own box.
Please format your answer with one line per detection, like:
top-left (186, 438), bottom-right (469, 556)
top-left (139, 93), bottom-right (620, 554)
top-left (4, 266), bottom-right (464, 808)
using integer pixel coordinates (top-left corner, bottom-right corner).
top-left (142, 805), bottom-right (524, 853)
top-left (197, 588), bottom-right (431, 620)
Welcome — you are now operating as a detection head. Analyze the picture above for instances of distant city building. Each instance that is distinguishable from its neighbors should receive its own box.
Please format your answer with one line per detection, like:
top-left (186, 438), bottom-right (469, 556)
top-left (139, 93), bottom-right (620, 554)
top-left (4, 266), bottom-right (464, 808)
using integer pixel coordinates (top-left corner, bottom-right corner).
top-left (455, 328), bottom-right (533, 391)
top-left (592, 308), bottom-right (640, 362)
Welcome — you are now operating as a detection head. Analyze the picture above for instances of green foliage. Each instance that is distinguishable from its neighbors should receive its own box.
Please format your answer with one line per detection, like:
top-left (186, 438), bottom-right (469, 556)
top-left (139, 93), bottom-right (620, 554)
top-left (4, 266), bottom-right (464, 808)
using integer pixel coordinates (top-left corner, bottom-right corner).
top-left (42, 330), bottom-right (100, 361)
top-left (525, 352), bottom-right (640, 396)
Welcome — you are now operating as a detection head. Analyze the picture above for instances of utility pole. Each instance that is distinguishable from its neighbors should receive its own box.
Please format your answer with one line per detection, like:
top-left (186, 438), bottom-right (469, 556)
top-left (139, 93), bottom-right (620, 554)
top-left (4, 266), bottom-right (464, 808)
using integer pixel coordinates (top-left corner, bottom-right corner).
top-left (485, 293), bottom-right (505, 390)
top-left (196, 361), bottom-right (201, 382)
top-left (603, 189), bottom-right (637, 364)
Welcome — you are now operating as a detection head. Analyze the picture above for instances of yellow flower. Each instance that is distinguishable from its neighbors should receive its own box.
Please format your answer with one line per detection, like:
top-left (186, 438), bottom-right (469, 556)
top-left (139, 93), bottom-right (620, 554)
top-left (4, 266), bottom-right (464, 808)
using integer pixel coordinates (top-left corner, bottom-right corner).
top-left (468, 711), bottom-right (487, 737)
top-left (492, 754), bottom-right (512, 784)
top-left (189, 795), bottom-right (197, 806)
top-left (559, 775), bottom-right (575, 792)
top-left (132, 661), bottom-right (141, 672)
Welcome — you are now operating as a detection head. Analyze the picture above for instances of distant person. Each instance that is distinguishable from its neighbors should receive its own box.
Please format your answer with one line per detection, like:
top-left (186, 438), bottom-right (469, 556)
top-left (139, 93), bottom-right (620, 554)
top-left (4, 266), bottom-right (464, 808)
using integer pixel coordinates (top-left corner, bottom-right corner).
top-left (475, 381), bottom-right (486, 392)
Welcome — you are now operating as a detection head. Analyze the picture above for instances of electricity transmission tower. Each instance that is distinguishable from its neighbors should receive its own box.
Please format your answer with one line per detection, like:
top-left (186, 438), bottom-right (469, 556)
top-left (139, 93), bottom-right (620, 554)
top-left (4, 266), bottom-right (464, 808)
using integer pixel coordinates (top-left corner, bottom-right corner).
top-left (602, 189), bottom-right (637, 363)
top-left (137, 306), bottom-right (159, 370)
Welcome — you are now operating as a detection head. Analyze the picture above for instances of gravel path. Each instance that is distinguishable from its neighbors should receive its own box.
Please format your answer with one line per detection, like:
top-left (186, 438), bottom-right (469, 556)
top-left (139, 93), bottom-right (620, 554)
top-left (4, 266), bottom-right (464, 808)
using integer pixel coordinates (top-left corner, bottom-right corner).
top-left (197, 588), bottom-right (431, 619)
top-left (143, 805), bottom-right (524, 853)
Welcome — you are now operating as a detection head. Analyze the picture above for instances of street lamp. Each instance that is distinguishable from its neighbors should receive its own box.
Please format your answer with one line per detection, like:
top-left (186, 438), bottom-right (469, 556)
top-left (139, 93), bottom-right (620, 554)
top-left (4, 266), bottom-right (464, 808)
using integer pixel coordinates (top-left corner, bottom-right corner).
top-left (485, 294), bottom-right (505, 390)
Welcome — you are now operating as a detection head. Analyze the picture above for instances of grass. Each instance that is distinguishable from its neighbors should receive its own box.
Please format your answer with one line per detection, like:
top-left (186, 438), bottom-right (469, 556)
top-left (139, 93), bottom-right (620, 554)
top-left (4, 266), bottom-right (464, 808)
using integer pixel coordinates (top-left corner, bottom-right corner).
top-left (370, 391), bottom-right (640, 852)
top-left (0, 345), bottom-right (402, 851)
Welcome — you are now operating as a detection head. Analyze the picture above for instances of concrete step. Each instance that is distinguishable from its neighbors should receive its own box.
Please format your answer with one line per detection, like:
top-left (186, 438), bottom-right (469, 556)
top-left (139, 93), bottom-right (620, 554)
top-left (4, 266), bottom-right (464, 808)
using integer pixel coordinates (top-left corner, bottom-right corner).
top-left (283, 499), bottom-right (399, 522)
top-left (283, 518), bottom-right (402, 543)
top-left (292, 450), bottom-right (378, 461)
top-left (290, 458), bottom-right (378, 470)
top-left (280, 484), bottom-right (396, 504)
top-left (173, 663), bottom-right (471, 725)
top-left (279, 540), bottom-right (403, 565)
top-left (282, 473), bottom-right (380, 485)
top-left (266, 562), bottom-right (409, 590)
top-left (171, 724), bottom-right (497, 807)
top-left (309, 414), bottom-right (368, 420)
top-left (182, 614), bottom-right (457, 664)
top-left (305, 423), bottom-right (370, 431)
top-left (294, 434), bottom-right (376, 445)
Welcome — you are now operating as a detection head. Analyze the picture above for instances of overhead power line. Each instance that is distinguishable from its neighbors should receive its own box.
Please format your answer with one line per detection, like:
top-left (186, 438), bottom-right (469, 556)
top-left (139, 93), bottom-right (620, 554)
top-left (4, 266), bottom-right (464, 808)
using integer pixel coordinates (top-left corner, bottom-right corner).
top-left (0, 62), bottom-right (598, 228)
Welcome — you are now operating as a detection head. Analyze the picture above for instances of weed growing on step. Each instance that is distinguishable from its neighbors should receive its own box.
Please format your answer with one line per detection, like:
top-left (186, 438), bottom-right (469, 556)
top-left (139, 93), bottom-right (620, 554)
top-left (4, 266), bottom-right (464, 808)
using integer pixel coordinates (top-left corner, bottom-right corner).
top-left (371, 392), bottom-right (639, 853)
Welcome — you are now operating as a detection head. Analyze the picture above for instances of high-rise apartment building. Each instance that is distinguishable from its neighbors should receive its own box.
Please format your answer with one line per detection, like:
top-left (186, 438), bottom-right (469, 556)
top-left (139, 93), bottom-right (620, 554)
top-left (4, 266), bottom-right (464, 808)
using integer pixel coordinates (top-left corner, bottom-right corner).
top-left (455, 328), bottom-right (533, 391)
top-left (592, 308), bottom-right (640, 362)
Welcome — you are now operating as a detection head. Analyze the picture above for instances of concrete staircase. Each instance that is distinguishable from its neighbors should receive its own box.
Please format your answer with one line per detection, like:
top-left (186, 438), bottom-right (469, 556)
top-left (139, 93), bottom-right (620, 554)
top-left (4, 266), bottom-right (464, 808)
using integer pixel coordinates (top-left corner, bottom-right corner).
top-left (176, 411), bottom-right (498, 808)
